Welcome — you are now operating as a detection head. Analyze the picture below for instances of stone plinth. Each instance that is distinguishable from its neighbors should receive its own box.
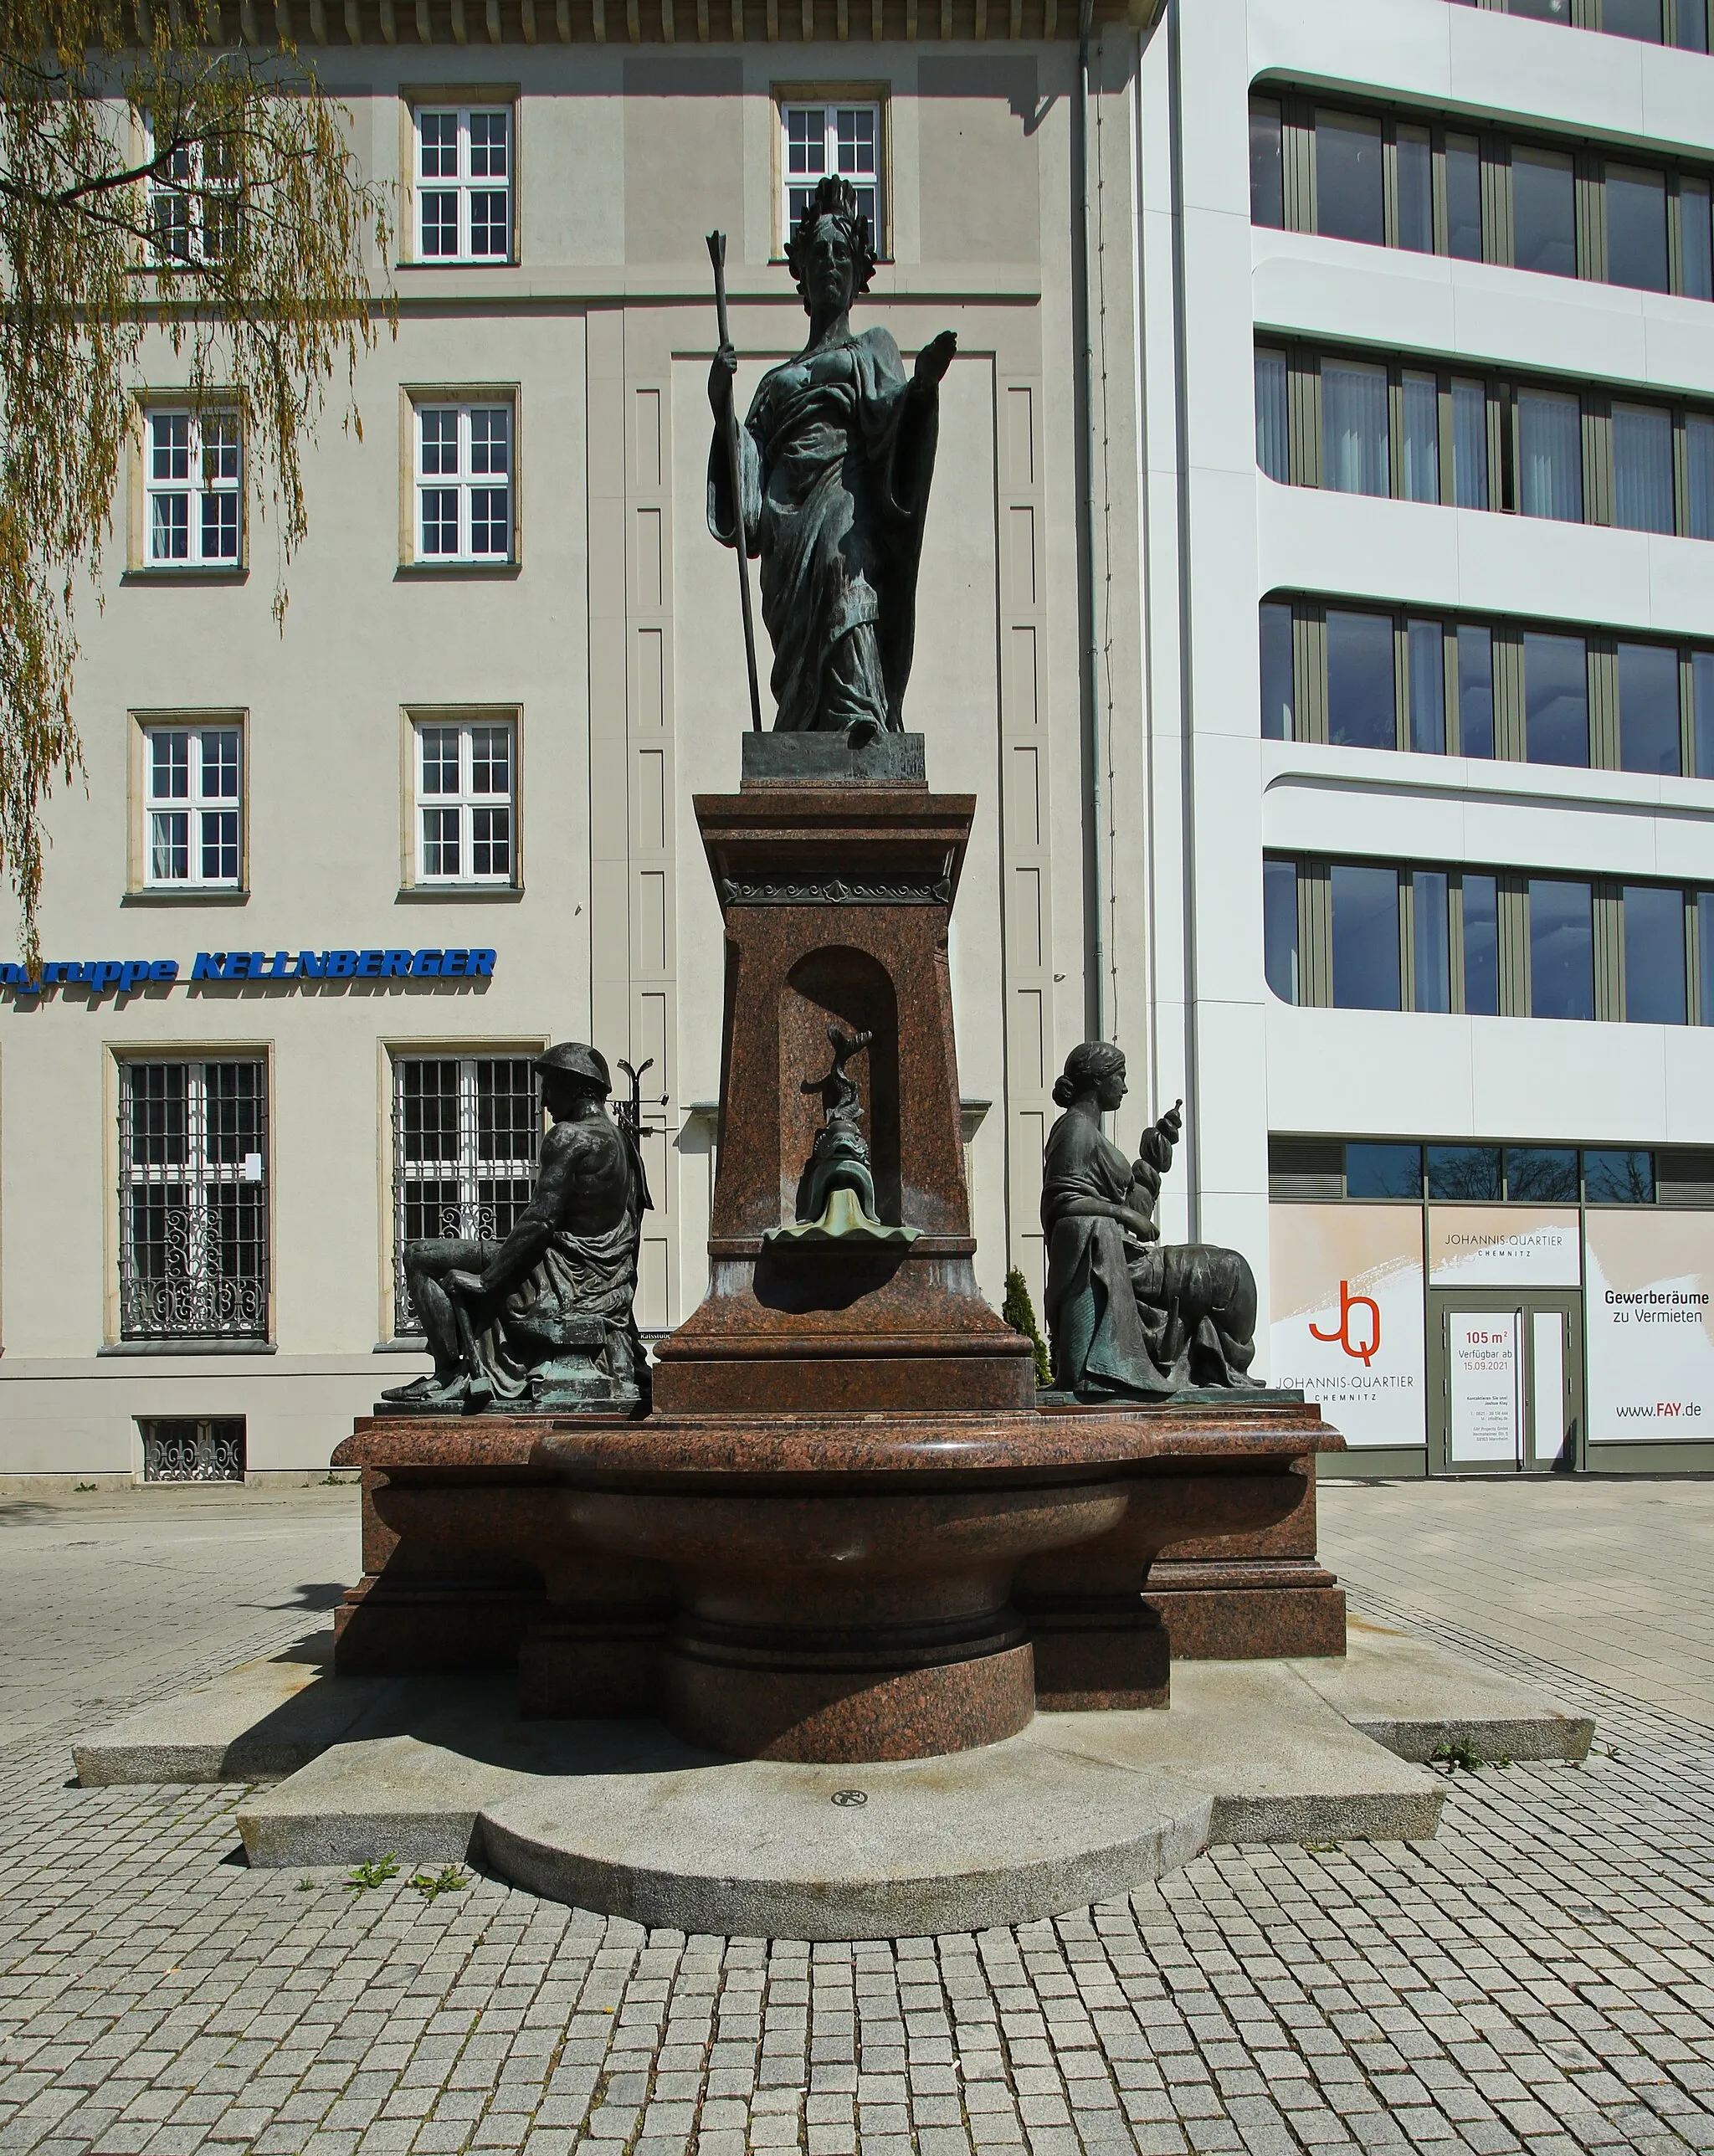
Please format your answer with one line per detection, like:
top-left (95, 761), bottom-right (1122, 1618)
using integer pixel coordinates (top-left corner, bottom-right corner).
top-left (331, 1398), bottom-right (1345, 1763)
top-left (649, 779), bottom-right (1034, 1417)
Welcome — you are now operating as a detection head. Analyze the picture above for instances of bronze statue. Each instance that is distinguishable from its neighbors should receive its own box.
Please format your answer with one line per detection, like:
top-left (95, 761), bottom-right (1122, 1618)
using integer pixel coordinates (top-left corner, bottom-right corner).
top-left (1041, 1044), bottom-right (1260, 1398)
top-left (707, 173), bottom-right (956, 742)
top-left (383, 1043), bottom-right (651, 1413)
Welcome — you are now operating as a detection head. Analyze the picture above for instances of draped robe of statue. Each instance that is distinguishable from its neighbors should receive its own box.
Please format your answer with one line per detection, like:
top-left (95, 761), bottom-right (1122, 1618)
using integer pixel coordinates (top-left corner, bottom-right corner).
top-left (432, 1120), bottom-right (652, 1406)
top-left (707, 326), bottom-right (940, 735)
top-left (1040, 1111), bottom-right (1261, 1398)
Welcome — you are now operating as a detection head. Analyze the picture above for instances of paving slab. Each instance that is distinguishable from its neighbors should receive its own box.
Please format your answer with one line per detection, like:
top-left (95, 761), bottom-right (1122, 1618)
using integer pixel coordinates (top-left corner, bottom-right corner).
top-left (69, 1630), bottom-right (395, 1785)
top-left (1039, 1668), bottom-right (1445, 1844)
top-left (80, 1610), bottom-right (1614, 1937)
top-left (1294, 1614), bottom-right (1596, 1763)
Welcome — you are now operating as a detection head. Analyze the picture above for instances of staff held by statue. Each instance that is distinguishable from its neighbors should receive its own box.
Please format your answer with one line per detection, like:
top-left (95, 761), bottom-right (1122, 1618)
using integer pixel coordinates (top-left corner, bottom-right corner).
top-left (705, 229), bottom-right (764, 733)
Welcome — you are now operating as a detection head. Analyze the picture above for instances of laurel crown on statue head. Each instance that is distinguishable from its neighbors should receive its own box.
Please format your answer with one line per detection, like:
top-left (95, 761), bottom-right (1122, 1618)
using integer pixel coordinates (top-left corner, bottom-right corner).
top-left (785, 174), bottom-right (880, 305)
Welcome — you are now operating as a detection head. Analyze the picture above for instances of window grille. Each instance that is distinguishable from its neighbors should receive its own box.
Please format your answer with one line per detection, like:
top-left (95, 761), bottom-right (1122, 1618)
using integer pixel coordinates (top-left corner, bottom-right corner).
top-left (143, 722), bottom-right (242, 889)
top-left (141, 1417), bottom-right (246, 1483)
top-left (393, 1056), bottom-right (540, 1332)
top-left (145, 409), bottom-right (241, 566)
top-left (413, 717), bottom-right (516, 883)
top-left (415, 106), bottom-right (511, 262)
top-left (119, 1060), bottom-right (269, 1339)
top-left (781, 102), bottom-right (881, 242)
top-left (415, 403), bottom-right (512, 562)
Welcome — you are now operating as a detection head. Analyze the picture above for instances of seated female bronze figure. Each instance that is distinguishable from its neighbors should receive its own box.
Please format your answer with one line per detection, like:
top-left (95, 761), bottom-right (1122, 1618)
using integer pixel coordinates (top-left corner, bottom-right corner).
top-left (1040, 1042), bottom-right (1260, 1398)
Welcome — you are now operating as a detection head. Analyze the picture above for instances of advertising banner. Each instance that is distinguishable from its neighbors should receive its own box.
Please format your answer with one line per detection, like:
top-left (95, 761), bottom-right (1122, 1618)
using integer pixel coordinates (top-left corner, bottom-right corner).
top-left (1447, 1312), bottom-right (1520, 1465)
top-left (1270, 1204), bottom-right (1425, 1450)
top-left (1584, 1211), bottom-right (1714, 1444)
top-left (1428, 1207), bottom-right (1581, 1287)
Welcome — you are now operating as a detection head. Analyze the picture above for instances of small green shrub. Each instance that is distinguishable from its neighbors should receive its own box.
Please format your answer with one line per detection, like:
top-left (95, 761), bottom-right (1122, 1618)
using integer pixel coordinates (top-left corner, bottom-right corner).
top-left (1002, 1268), bottom-right (1052, 1389)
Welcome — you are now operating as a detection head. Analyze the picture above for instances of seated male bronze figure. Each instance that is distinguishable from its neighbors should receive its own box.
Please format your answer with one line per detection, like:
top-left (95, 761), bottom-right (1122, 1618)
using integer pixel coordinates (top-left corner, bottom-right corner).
top-left (382, 1042), bottom-right (651, 1413)
top-left (1041, 1042), bottom-right (1260, 1399)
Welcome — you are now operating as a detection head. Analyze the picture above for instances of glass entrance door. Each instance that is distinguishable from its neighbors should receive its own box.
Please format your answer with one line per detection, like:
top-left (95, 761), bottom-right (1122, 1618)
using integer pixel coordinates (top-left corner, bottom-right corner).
top-left (1429, 1290), bottom-right (1583, 1472)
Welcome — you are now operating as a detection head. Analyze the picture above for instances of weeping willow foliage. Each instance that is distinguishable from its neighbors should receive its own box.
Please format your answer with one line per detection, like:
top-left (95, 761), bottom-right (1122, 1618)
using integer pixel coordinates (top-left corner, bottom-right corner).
top-left (0, 0), bottom-right (393, 965)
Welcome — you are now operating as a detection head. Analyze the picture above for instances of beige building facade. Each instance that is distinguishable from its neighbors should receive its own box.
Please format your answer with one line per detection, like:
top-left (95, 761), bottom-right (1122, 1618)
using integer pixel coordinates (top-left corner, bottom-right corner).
top-left (0, 16), bottom-right (1152, 1481)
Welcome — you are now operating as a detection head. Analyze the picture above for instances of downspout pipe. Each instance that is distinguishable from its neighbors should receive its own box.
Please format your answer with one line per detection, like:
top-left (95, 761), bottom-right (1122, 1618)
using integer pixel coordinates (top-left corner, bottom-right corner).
top-left (1075, 0), bottom-right (1106, 1047)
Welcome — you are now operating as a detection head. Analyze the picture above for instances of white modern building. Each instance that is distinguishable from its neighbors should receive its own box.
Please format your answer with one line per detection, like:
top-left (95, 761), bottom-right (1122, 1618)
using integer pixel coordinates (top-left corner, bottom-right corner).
top-left (1, 0), bottom-right (1710, 1484)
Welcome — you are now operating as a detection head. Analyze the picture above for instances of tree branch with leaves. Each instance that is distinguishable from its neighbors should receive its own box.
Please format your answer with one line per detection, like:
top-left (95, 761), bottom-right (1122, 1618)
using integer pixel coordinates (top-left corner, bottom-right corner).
top-left (0, 0), bottom-right (393, 967)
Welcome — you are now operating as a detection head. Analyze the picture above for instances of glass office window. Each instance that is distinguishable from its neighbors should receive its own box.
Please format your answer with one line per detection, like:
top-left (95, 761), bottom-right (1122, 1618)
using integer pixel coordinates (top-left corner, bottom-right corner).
top-left (1397, 127), bottom-right (1433, 254)
top-left (1686, 416), bottom-right (1714, 539)
top-left (1260, 604), bottom-right (1294, 740)
top-left (1584, 1148), bottom-right (1655, 1203)
top-left (1525, 632), bottom-right (1589, 767)
top-left (1530, 877), bottom-right (1595, 1019)
top-left (1321, 362), bottom-right (1389, 496)
top-left (1606, 166), bottom-right (1669, 291)
top-left (1624, 885), bottom-right (1686, 1023)
top-left (1695, 651), bottom-right (1714, 778)
top-left (1264, 858), bottom-right (1299, 1002)
top-left (1700, 891), bottom-right (1714, 1020)
top-left (1330, 863), bottom-right (1401, 1009)
top-left (1451, 380), bottom-right (1490, 510)
top-left (1414, 870), bottom-right (1451, 1012)
top-left (1682, 178), bottom-right (1714, 300)
top-left (1250, 100), bottom-right (1284, 228)
top-left (1408, 620), bottom-right (1446, 753)
top-left (1401, 373), bottom-right (1439, 503)
top-left (1511, 0), bottom-right (1570, 18)
top-left (1316, 111), bottom-right (1384, 244)
top-left (1618, 642), bottom-right (1682, 774)
top-left (1518, 391), bottom-right (1583, 521)
top-left (1512, 146), bottom-right (1578, 277)
top-left (1462, 872), bottom-right (1499, 1014)
top-left (1457, 626), bottom-right (1495, 757)
top-left (1506, 1147), bottom-right (1578, 1201)
top-left (1255, 351), bottom-right (1289, 482)
top-left (1446, 135), bottom-right (1483, 261)
top-left (1612, 404), bottom-right (1675, 534)
top-left (1347, 1142), bottom-right (1423, 1199)
top-left (1602, 0), bottom-right (1662, 37)
top-left (1677, 0), bottom-right (1710, 46)
top-left (1427, 1144), bottom-right (1503, 1200)
top-left (1326, 611), bottom-right (1396, 748)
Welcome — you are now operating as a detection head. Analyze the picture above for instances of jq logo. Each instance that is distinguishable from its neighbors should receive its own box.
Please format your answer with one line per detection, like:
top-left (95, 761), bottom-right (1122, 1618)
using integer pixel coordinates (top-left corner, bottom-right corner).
top-left (1308, 1280), bottom-right (1382, 1367)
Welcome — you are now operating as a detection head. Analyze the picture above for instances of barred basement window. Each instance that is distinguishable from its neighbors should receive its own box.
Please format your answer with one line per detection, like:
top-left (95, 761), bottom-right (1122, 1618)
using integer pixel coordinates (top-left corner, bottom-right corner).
top-left (119, 1061), bottom-right (268, 1339)
top-left (393, 1056), bottom-right (540, 1332)
top-left (140, 1417), bottom-right (246, 1483)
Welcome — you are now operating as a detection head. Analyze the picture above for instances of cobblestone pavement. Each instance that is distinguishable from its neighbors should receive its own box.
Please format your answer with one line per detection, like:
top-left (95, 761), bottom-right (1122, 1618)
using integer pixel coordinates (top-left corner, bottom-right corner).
top-left (2, 1483), bottom-right (1711, 2156)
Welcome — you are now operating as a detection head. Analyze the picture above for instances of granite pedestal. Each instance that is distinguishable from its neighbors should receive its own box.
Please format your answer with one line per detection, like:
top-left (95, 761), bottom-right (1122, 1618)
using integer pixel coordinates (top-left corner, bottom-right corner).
top-left (335, 762), bottom-right (1347, 1763)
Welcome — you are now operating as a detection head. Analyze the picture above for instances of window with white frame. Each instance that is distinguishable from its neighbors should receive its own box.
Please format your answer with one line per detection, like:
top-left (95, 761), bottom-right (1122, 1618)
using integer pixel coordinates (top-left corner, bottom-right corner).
top-left (144, 408), bottom-right (241, 566)
top-left (142, 721), bottom-right (242, 890)
top-left (781, 100), bottom-right (881, 244)
top-left (414, 716), bottom-right (516, 885)
top-left (145, 121), bottom-right (239, 264)
top-left (414, 106), bottom-right (511, 263)
top-left (392, 1055), bottom-right (540, 1332)
top-left (415, 402), bottom-right (512, 562)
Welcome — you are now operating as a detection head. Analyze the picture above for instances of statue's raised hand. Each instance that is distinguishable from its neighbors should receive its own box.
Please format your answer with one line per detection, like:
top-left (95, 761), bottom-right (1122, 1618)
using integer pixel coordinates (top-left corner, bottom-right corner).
top-left (914, 329), bottom-right (957, 387)
top-left (708, 340), bottom-right (738, 416)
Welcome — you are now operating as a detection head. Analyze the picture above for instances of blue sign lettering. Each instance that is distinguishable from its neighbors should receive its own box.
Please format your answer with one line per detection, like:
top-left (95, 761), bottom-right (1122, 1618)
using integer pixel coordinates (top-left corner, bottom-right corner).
top-left (2, 942), bottom-right (495, 1005)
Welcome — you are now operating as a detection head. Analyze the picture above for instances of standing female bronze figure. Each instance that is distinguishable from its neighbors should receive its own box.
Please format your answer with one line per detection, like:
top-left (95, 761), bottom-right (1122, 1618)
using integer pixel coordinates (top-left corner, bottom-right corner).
top-left (707, 174), bottom-right (957, 741)
top-left (1041, 1043), bottom-right (1261, 1398)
